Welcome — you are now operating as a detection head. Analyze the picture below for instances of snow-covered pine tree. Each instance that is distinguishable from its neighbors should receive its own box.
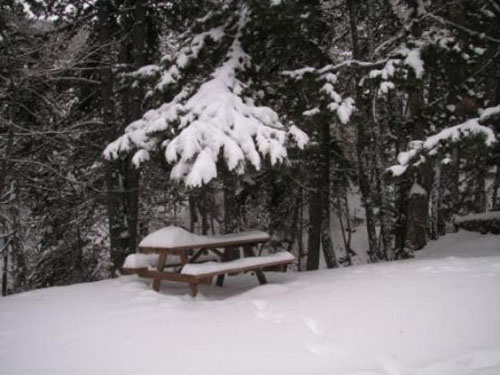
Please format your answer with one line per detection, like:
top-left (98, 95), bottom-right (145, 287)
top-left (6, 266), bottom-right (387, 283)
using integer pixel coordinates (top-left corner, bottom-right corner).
top-left (105, 3), bottom-right (307, 187)
top-left (104, 1), bottom-right (310, 250)
top-left (383, 0), bottom-right (500, 252)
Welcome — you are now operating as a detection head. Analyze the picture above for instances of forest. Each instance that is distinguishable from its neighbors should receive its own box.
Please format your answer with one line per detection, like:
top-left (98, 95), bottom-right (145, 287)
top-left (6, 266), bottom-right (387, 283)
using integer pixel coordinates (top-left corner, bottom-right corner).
top-left (1, 0), bottom-right (499, 296)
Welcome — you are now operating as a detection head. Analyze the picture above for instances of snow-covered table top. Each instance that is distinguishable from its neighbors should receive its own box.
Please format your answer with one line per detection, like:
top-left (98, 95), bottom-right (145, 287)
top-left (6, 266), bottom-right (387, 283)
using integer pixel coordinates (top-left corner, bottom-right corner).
top-left (139, 226), bottom-right (270, 251)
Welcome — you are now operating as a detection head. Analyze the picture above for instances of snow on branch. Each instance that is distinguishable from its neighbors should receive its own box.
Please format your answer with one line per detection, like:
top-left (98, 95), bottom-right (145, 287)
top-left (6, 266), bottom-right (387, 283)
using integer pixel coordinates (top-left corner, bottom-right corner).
top-left (282, 66), bottom-right (356, 124)
top-left (156, 26), bottom-right (226, 90)
top-left (281, 66), bottom-right (316, 80)
top-left (104, 6), bottom-right (308, 187)
top-left (388, 106), bottom-right (498, 176)
top-left (479, 104), bottom-right (500, 122)
top-left (282, 59), bottom-right (389, 78)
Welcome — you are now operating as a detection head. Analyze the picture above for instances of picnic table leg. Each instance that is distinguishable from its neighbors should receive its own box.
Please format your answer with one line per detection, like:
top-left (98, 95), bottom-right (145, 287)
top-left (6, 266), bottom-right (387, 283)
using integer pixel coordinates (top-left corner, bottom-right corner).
top-left (243, 244), bottom-right (267, 285)
top-left (215, 247), bottom-right (232, 287)
top-left (215, 249), bottom-right (229, 286)
top-left (180, 250), bottom-right (203, 295)
top-left (152, 252), bottom-right (167, 292)
top-left (189, 282), bottom-right (199, 297)
top-left (215, 274), bottom-right (224, 287)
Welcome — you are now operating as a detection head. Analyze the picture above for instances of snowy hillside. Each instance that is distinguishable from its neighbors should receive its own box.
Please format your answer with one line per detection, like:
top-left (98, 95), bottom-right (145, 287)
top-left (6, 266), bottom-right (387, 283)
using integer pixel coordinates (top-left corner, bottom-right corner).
top-left (1, 231), bottom-right (499, 375)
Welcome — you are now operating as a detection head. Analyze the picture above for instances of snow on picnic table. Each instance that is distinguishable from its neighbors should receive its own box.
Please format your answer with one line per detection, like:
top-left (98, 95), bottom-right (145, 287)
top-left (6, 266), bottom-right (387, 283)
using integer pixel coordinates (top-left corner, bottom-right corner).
top-left (181, 251), bottom-right (295, 276)
top-left (139, 225), bottom-right (270, 248)
top-left (1, 231), bottom-right (500, 375)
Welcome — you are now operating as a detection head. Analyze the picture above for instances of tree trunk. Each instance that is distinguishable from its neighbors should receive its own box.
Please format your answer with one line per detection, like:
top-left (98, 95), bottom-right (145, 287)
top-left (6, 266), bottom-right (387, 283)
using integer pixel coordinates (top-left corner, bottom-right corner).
top-left (429, 164), bottom-right (441, 240)
top-left (320, 120), bottom-right (337, 269)
top-left (222, 167), bottom-right (240, 261)
top-left (404, 79), bottom-right (433, 251)
top-left (372, 97), bottom-right (392, 260)
top-left (307, 183), bottom-right (322, 270)
top-left (124, 0), bottom-right (147, 252)
top-left (492, 162), bottom-right (500, 210)
top-left (99, 0), bottom-right (127, 273)
top-left (198, 186), bottom-right (210, 235)
top-left (189, 192), bottom-right (197, 233)
top-left (347, 0), bottom-right (378, 261)
top-left (2, 241), bottom-right (8, 296)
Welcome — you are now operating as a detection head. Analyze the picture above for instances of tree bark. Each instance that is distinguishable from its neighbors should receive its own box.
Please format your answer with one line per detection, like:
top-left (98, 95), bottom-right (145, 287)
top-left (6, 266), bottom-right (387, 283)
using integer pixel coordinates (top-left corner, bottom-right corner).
top-left (429, 164), bottom-right (441, 240)
top-left (124, 0), bottom-right (147, 251)
top-left (320, 120), bottom-right (337, 268)
top-left (307, 183), bottom-right (322, 270)
top-left (222, 167), bottom-right (241, 262)
top-left (99, 0), bottom-right (127, 273)
top-left (404, 85), bottom-right (433, 251)
top-left (347, 0), bottom-right (378, 261)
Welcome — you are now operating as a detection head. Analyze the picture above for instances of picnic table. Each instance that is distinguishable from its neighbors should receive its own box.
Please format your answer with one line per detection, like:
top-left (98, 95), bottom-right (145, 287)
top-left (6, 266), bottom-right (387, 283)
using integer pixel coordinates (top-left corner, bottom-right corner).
top-left (122, 226), bottom-right (295, 296)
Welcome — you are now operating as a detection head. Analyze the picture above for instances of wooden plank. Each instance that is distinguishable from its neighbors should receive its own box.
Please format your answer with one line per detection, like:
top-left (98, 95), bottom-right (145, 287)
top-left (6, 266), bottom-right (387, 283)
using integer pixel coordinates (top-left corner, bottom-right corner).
top-left (138, 269), bottom-right (197, 283)
top-left (121, 267), bottom-right (147, 275)
top-left (152, 251), bottom-right (167, 291)
top-left (189, 282), bottom-right (198, 297)
top-left (199, 276), bottom-right (213, 285)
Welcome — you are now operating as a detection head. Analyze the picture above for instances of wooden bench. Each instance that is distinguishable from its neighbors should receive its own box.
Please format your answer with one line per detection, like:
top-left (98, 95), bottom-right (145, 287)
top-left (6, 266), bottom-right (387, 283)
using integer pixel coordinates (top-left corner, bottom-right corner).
top-left (121, 251), bottom-right (220, 275)
top-left (133, 252), bottom-right (295, 297)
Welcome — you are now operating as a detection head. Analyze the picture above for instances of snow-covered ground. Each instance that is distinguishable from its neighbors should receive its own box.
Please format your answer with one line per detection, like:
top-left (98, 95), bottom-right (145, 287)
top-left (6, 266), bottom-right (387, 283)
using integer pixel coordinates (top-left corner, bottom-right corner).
top-left (1, 231), bottom-right (499, 375)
